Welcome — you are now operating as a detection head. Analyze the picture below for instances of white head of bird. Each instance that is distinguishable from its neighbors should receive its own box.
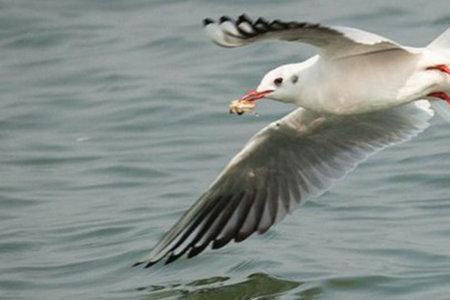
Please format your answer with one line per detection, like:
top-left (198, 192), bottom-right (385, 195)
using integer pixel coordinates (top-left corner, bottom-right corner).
top-left (238, 62), bottom-right (311, 105)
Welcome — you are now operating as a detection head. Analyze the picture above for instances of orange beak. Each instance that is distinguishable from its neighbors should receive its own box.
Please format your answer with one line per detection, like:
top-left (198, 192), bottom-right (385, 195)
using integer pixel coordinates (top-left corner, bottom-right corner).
top-left (239, 89), bottom-right (273, 102)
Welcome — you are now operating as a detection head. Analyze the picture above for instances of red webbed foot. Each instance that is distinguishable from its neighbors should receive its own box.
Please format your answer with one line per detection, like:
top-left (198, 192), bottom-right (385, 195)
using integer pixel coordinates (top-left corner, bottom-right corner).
top-left (427, 92), bottom-right (450, 104)
top-left (427, 64), bottom-right (450, 75)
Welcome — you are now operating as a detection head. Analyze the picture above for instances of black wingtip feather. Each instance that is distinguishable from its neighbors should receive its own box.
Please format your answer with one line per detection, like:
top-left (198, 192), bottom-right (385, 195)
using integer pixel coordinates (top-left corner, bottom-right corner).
top-left (234, 231), bottom-right (254, 243)
top-left (187, 243), bottom-right (209, 258)
top-left (165, 253), bottom-right (182, 265)
top-left (132, 261), bottom-right (144, 267)
top-left (253, 18), bottom-right (270, 33)
top-left (144, 261), bottom-right (158, 268)
top-left (269, 20), bottom-right (285, 29)
top-left (219, 16), bottom-right (232, 23)
top-left (203, 18), bottom-right (214, 26)
top-left (237, 14), bottom-right (253, 24)
top-left (255, 17), bottom-right (269, 25)
top-left (212, 238), bottom-right (228, 250)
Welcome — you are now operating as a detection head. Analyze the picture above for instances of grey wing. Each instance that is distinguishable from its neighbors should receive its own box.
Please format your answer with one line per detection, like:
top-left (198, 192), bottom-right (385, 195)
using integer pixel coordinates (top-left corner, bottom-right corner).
top-left (204, 15), bottom-right (418, 58)
top-left (134, 100), bottom-right (433, 268)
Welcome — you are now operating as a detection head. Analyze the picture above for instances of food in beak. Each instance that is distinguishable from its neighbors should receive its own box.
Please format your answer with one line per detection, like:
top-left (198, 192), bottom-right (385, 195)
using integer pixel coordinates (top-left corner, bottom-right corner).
top-left (229, 98), bottom-right (256, 115)
top-left (228, 89), bottom-right (272, 115)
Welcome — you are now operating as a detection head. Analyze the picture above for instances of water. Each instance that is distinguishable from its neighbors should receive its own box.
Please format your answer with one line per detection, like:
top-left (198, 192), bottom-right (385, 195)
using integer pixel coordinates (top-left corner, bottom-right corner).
top-left (1, 1), bottom-right (449, 299)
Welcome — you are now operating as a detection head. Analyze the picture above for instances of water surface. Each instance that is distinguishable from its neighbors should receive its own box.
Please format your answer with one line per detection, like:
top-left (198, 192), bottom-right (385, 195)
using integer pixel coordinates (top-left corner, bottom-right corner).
top-left (1, 1), bottom-right (450, 299)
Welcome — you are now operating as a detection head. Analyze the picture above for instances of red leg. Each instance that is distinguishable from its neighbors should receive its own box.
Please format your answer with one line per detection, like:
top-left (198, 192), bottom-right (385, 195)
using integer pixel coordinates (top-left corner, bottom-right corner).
top-left (427, 64), bottom-right (450, 75)
top-left (428, 92), bottom-right (450, 104)
top-left (427, 64), bottom-right (450, 104)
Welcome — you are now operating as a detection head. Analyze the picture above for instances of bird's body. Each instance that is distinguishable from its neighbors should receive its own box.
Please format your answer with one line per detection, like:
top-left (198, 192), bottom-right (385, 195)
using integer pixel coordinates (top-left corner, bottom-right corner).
top-left (293, 48), bottom-right (449, 114)
top-left (134, 15), bottom-right (450, 268)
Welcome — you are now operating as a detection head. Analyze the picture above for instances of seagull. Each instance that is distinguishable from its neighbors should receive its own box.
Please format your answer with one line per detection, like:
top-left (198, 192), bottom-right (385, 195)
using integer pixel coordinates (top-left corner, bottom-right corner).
top-left (134, 15), bottom-right (450, 268)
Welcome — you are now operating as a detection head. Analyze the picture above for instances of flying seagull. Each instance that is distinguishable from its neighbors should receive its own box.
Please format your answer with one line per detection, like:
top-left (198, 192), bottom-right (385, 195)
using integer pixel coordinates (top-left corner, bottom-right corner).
top-left (134, 15), bottom-right (450, 268)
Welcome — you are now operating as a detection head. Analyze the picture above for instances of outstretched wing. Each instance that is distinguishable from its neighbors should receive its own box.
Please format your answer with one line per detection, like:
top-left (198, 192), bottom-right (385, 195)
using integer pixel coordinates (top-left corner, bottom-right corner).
top-left (203, 15), bottom-right (418, 58)
top-left (134, 101), bottom-right (433, 268)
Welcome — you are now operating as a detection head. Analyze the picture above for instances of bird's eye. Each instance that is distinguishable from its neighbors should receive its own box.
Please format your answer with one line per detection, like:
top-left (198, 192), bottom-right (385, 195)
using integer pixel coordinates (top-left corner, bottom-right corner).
top-left (273, 77), bottom-right (283, 86)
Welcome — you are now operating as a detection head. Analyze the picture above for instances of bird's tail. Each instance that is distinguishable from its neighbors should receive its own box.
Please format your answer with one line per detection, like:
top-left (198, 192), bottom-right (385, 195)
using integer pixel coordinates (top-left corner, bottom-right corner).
top-left (431, 101), bottom-right (450, 122)
top-left (428, 27), bottom-right (450, 53)
top-left (428, 27), bottom-right (450, 122)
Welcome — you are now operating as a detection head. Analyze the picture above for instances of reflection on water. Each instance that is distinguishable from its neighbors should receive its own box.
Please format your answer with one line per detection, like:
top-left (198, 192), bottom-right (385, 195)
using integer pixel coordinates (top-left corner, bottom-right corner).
top-left (142, 273), bottom-right (303, 300)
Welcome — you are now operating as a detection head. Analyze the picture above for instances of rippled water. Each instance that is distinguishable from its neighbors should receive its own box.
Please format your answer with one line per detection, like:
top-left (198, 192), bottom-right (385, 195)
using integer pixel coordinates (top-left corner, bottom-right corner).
top-left (1, 1), bottom-right (450, 299)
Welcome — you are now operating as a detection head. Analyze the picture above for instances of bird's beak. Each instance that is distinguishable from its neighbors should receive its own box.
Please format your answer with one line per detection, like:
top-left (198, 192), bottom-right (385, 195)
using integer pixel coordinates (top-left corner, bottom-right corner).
top-left (239, 89), bottom-right (273, 102)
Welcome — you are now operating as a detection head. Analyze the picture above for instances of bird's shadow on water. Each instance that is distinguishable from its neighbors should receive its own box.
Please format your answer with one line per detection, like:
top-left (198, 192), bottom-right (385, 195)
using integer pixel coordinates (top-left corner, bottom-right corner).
top-left (136, 272), bottom-right (323, 300)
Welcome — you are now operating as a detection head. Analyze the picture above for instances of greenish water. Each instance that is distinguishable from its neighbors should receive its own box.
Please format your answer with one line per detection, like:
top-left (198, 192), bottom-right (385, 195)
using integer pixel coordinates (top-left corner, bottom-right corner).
top-left (1, 1), bottom-right (450, 299)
